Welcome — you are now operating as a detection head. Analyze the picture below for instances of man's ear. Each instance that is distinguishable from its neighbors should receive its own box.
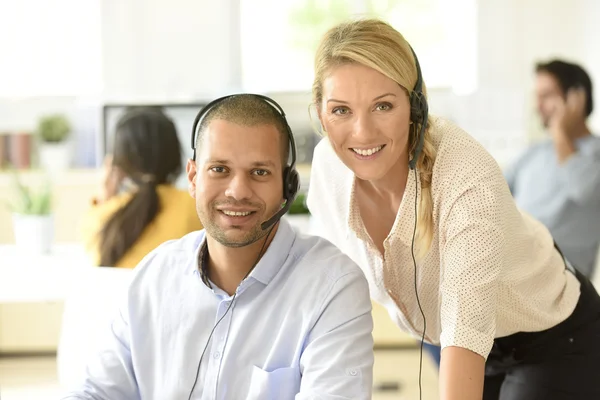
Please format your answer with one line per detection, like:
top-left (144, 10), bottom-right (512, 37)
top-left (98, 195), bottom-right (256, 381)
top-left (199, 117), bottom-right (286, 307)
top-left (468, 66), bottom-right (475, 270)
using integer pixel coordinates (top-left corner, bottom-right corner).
top-left (186, 159), bottom-right (198, 198)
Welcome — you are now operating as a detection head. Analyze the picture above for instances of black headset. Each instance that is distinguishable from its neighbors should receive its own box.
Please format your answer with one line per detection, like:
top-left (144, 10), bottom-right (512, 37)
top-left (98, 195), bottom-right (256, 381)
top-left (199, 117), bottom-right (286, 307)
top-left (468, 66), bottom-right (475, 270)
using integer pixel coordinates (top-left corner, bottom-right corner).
top-left (190, 93), bottom-right (301, 231)
top-left (407, 44), bottom-right (429, 400)
top-left (408, 45), bottom-right (429, 170)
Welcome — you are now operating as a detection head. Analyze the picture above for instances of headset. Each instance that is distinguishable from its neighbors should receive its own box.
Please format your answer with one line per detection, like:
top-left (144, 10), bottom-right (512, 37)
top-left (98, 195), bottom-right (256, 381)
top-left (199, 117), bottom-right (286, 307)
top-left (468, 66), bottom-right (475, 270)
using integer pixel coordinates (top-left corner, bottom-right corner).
top-left (408, 46), bottom-right (428, 171)
top-left (190, 93), bottom-right (301, 231)
top-left (407, 44), bottom-right (429, 400)
top-left (186, 94), bottom-right (300, 399)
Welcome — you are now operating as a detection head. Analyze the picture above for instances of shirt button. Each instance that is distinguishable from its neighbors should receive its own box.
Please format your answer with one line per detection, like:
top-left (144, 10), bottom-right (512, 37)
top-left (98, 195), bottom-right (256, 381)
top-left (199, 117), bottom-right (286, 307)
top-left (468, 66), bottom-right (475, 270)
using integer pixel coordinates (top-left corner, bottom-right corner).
top-left (213, 351), bottom-right (221, 359)
top-left (349, 369), bottom-right (358, 376)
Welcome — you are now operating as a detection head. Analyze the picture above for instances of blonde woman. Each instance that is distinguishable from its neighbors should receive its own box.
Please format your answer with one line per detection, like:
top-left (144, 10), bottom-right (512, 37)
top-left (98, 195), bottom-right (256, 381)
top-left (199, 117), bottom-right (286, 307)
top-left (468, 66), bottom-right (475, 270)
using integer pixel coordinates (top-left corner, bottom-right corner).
top-left (306, 18), bottom-right (600, 399)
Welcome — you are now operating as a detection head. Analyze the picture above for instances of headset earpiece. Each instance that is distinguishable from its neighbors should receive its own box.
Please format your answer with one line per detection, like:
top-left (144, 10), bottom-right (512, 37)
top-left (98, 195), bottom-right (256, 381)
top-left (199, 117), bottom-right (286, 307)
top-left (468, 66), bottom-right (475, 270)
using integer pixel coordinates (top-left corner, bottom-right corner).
top-left (284, 167), bottom-right (300, 205)
top-left (410, 91), bottom-right (424, 124)
top-left (408, 46), bottom-right (429, 171)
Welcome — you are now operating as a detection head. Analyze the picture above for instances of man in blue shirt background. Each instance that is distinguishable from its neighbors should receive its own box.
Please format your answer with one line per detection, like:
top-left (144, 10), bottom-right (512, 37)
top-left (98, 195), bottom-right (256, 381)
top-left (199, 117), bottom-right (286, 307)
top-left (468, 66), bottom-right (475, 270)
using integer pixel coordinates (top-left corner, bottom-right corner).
top-left (62, 94), bottom-right (374, 400)
top-left (505, 60), bottom-right (600, 278)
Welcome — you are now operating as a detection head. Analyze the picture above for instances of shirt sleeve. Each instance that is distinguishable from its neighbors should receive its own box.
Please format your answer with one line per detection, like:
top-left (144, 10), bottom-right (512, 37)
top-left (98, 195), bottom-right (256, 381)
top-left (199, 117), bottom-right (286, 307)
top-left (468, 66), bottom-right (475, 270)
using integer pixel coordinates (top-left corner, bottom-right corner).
top-left (306, 138), bottom-right (342, 246)
top-left (557, 143), bottom-right (600, 205)
top-left (438, 167), bottom-right (509, 359)
top-left (305, 180), bottom-right (329, 242)
top-left (306, 140), bottom-right (325, 221)
top-left (297, 269), bottom-right (374, 399)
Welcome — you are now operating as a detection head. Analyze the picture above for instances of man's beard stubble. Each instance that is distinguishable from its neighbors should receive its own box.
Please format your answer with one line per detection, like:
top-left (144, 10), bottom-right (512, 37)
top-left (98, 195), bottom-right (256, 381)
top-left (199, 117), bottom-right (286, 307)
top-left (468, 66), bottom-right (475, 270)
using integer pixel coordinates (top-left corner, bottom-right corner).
top-left (198, 201), bottom-right (281, 248)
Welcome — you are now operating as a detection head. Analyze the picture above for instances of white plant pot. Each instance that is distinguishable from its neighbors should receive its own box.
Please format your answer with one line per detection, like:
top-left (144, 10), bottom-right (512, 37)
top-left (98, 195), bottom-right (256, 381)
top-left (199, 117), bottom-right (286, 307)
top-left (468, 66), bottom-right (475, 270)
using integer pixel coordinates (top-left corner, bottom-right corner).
top-left (12, 213), bottom-right (54, 254)
top-left (39, 142), bottom-right (72, 174)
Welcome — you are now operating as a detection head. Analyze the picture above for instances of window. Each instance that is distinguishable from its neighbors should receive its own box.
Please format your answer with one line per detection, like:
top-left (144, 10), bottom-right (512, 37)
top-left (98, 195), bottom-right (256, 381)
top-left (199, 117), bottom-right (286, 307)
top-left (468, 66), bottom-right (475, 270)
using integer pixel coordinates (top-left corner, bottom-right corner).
top-left (0, 0), bottom-right (102, 97)
top-left (240, 0), bottom-right (477, 94)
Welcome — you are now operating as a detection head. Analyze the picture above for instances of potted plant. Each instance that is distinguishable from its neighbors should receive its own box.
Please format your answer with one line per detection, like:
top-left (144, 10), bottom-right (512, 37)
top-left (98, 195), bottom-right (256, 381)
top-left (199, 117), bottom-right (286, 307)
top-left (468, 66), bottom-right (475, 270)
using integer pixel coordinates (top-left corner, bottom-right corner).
top-left (37, 114), bottom-right (72, 173)
top-left (6, 173), bottom-right (54, 254)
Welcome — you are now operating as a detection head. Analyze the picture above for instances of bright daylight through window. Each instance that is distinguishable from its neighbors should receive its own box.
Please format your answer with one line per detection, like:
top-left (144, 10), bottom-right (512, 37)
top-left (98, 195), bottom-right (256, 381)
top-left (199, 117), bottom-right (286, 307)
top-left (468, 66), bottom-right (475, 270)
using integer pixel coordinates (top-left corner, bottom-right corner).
top-left (240, 0), bottom-right (477, 94)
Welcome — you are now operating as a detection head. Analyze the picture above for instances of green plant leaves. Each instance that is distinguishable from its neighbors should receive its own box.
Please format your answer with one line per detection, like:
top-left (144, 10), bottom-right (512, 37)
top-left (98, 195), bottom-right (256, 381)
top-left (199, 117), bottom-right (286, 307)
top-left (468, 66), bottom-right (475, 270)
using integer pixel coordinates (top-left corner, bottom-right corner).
top-left (4, 172), bottom-right (52, 215)
top-left (38, 114), bottom-right (71, 143)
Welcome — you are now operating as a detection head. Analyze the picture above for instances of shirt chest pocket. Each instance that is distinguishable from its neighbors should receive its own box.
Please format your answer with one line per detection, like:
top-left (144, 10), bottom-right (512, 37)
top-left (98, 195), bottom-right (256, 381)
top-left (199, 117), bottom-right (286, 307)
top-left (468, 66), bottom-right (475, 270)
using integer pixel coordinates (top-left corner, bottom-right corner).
top-left (245, 365), bottom-right (300, 400)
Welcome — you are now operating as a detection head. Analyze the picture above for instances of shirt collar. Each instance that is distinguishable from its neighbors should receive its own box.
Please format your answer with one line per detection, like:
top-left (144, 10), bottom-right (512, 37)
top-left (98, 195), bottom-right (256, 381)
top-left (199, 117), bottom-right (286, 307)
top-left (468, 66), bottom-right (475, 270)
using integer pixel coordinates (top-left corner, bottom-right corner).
top-left (346, 167), bottom-right (421, 247)
top-left (189, 218), bottom-right (297, 288)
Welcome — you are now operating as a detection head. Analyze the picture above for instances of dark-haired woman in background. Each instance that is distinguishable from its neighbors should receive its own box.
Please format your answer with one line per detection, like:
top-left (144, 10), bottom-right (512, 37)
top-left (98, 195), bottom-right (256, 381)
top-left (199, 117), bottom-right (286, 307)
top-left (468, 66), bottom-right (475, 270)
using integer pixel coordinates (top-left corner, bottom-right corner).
top-left (80, 108), bottom-right (202, 268)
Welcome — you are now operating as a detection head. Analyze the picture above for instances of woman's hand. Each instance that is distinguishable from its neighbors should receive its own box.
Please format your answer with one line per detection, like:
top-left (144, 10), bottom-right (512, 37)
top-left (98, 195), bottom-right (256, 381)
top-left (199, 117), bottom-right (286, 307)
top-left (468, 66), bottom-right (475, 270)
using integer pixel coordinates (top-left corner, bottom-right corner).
top-left (95, 155), bottom-right (124, 204)
top-left (439, 346), bottom-right (485, 400)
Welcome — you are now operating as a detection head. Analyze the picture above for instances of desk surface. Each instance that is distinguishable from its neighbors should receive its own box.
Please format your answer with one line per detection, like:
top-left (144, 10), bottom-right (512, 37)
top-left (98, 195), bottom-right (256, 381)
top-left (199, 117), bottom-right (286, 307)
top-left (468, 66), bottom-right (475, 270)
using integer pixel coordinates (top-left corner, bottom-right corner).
top-left (0, 244), bottom-right (90, 303)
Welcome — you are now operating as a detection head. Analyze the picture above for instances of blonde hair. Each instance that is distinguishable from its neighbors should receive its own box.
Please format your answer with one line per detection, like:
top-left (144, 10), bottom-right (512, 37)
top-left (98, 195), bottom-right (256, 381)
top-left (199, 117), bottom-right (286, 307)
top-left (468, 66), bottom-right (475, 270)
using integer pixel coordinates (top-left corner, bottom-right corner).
top-left (312, 18), bottom-right (437, 257)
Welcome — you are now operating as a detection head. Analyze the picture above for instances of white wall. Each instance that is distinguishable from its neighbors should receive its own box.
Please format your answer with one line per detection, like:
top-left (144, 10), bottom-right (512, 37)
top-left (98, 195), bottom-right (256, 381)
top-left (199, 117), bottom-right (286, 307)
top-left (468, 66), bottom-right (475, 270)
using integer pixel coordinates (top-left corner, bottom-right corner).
top-left (101, 0), bottom-right (241, 101)
top-left (577, 0), bottom-right (600, 132)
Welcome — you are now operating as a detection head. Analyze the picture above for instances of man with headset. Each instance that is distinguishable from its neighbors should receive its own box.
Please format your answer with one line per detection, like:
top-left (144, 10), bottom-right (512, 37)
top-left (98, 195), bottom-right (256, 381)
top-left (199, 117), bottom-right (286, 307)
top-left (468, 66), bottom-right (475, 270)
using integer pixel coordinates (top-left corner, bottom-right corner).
top-left (62, 94), bottom-right (374, 400)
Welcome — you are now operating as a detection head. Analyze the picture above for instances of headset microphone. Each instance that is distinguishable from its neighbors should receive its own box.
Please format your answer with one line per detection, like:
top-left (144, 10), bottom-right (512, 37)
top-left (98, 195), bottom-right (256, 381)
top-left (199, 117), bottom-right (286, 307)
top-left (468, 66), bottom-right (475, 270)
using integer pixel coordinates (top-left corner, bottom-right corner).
top-left (261, 198), bottom-right (294, 231)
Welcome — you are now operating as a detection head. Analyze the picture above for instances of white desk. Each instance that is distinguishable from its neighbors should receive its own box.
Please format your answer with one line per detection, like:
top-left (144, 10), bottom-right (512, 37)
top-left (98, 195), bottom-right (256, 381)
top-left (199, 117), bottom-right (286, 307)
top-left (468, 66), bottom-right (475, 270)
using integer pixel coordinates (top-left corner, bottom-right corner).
top-left (0, 244), bottom-right (91, 352)
top-left (0, 244), bottom-right (91, 303)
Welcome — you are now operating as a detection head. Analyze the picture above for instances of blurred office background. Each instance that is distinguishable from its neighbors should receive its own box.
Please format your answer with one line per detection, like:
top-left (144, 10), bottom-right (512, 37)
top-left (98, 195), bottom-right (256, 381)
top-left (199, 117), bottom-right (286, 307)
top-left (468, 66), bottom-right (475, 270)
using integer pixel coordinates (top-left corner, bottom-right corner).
top-left (1, 0), bottom-right (600, 399)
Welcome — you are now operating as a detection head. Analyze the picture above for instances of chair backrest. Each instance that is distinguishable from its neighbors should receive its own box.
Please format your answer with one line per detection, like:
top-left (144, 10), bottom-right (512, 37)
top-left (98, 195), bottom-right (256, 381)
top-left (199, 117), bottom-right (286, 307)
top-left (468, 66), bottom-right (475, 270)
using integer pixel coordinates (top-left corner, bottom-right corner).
top-left (56, 266), bottom-right (134, 389)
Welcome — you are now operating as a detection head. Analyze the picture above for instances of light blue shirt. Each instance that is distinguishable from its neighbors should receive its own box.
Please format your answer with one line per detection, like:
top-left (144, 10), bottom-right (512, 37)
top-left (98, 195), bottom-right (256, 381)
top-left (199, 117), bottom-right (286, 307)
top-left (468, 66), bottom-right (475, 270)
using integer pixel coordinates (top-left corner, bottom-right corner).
top-left (61, 218), bottom-right (374, 400)
top-left (505, 135), bottom-right (600, 277)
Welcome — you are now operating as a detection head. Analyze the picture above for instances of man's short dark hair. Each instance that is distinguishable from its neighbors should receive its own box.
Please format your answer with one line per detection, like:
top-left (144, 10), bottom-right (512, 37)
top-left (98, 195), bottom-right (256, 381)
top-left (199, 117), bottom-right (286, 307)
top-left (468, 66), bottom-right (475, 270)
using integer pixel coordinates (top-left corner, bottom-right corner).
top-left (194, 95), bottom-right (290, 167)
top-left (536, 59), bottom-right (594, 117)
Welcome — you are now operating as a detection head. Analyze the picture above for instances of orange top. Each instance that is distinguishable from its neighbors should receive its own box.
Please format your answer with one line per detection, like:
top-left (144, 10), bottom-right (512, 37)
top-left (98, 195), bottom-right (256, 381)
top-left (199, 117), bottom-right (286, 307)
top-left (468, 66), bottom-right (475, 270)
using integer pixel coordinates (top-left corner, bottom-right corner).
top-left (80, 184), bottom-right (202, 268)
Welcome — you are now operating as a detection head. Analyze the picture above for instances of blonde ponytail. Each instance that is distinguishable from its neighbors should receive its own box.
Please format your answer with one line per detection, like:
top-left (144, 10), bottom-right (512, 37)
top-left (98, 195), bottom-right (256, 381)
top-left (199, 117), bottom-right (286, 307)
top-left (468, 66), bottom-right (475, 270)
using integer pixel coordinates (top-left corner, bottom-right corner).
top-left (414, 124), bottom-right (437, 259)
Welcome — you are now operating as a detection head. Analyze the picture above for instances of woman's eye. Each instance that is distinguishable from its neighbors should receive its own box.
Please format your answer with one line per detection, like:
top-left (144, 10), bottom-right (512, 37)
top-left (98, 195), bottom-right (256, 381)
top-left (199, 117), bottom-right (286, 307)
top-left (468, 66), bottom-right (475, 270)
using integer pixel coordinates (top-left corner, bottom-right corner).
top-left (375, 102), bottom-right (392, 111)
top-left (332, 107), bottom-right (349, 115)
